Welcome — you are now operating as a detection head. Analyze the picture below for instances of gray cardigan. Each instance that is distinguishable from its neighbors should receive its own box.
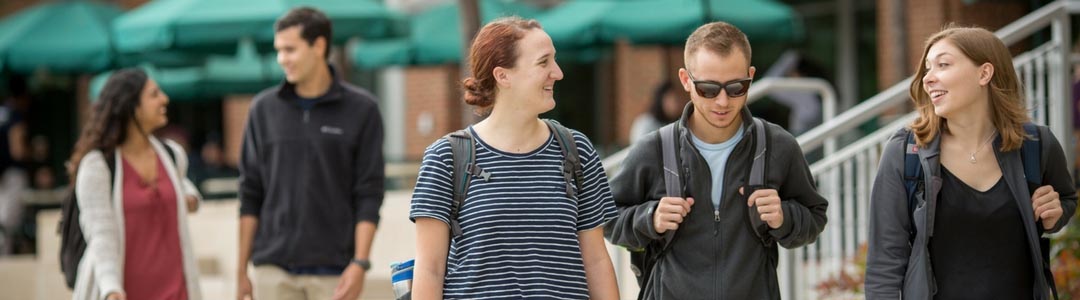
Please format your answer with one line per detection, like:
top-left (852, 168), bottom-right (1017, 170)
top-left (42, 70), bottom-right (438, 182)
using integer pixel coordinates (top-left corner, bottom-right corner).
top-left (72, 137), bottom-right (202, 300)
top-left (866, 126), bottom-right (1077, 299)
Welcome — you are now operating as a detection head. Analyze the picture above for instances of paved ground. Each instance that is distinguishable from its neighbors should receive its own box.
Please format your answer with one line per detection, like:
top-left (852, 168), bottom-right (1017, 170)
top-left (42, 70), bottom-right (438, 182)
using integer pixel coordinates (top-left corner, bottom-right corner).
top-left (0, 190), bottom-right (641, 299)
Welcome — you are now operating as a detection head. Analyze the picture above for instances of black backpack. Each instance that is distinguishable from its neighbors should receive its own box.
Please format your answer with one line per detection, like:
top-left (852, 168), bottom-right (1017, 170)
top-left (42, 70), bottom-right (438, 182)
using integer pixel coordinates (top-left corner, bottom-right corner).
top-left (902, 123), bottom-right (1057, 299)
top-left (628, 118), bottom-right (770, 299)
top-left (58, 145), bottom-right (177, 289)
top-left (443, 119), bottom-right (584, 238)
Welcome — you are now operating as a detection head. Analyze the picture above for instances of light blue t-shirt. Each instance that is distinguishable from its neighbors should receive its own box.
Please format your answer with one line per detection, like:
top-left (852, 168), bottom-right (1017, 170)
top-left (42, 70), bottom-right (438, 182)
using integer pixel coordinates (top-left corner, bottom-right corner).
top-left (690, 125), bottom-right (745, 209)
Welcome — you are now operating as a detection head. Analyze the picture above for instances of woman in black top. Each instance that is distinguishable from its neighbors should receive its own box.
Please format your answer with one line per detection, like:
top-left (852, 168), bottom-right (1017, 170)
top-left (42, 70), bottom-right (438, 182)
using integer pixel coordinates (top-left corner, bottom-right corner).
top-left (865, 25), bottom-right (1077, 299)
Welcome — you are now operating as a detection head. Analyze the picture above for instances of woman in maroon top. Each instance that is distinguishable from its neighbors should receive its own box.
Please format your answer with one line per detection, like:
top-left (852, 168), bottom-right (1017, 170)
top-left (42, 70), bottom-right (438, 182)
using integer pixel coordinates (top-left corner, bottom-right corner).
top-left (69, 68), bottom-right (203, 300)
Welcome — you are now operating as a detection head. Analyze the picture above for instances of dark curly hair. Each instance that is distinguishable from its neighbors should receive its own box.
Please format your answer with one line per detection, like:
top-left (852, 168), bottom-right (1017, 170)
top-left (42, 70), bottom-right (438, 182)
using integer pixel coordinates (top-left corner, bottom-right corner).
top-left (68, 68), bottom-right (149, 180)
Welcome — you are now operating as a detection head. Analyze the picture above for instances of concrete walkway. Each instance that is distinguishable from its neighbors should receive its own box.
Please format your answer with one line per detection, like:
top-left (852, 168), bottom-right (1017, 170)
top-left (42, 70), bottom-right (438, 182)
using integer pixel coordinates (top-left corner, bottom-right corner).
top-left (0, 190), bottom-right (641, 299)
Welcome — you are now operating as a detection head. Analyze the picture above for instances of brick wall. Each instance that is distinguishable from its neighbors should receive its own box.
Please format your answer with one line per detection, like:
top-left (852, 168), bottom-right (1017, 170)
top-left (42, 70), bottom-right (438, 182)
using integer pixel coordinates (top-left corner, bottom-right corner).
top-left (403, 65), bottom-right (462, 160)
top-left (612, 41), bottom-right (684, 146)
top-left (0, 0), bottom-right (38, 18)
top-left (877, 0), bottom-right (1028, 89)
top-left (222, 95), bottom-right (253, 167)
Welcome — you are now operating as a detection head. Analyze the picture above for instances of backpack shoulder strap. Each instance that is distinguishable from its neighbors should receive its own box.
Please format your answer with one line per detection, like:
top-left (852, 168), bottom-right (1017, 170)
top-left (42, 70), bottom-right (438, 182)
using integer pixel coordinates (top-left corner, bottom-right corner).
top-left (445, 129), bottom-right (480, 239)
top-left (160, 140), bottom-right (179, 166)
top-left (1020, 123), bottom-right (1041, 188)
top-left (659, 123), bottom-right (683, 198)
top-left (1020, 123), bottom-right (1058, 300)
top-left (543, 119), bottom-right (585, 198)
top-left (748, 118), bottom-right (768, 187)
top-left (104, 150), bottom-right (117, 179)
top-left (902, 130), bottom-right (923, 242)
top-left (903, 130), bottom-right (923, 214)
top-left (658, 123), bottom-right (682, 249)
top-left (747, 118), bottom-right (771, 245)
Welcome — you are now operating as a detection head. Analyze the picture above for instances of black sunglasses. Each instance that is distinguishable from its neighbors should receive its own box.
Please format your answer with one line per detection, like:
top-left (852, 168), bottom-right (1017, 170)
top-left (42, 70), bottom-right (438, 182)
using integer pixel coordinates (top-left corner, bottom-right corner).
top-left (685, 68), bottom-right (753, 98)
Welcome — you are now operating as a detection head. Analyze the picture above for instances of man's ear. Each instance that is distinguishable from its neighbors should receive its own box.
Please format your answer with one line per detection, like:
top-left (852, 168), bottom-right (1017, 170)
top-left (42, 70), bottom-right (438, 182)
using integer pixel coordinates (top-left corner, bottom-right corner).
top-left (678, 68), bottom-right (692, 92)
top-left (314, 36), bottom-right (328, 60)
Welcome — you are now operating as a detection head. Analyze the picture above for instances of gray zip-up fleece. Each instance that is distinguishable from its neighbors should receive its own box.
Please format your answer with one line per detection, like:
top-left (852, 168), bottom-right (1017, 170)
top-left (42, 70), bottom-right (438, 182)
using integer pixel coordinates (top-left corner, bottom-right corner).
top-left (239, 67), bottom-right (385, 269)
top-left (866, 126), bottom-right (1077, 299)
top-left (605, 104), bottom-right (828, 299)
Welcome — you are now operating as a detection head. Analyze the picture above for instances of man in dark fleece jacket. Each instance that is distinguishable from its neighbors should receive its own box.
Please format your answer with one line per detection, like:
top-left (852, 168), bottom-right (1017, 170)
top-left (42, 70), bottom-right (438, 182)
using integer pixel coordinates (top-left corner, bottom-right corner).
top-left (237, 7), bottom-right (384, 300)
top-left (604, 22), bottom-right (828, 300)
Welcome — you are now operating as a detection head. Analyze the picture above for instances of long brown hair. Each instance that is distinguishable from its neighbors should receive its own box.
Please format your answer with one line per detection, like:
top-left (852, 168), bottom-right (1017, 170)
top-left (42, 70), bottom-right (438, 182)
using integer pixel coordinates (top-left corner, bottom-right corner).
top-left (909, 25), bottom-right (1029, 151)
top-left (68, 69), bottom-right (149, 181)
top-left (461, 16), bottom-right (542, 116)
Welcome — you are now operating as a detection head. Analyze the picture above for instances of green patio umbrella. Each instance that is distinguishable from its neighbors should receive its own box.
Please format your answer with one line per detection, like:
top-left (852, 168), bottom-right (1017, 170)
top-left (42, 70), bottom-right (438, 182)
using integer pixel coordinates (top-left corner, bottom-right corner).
top-left (350, 0), bottom-right (543, 68)
top-left (597, 0), bottom-right (802, 44)
top-left (411, 0), bottom-right (542, 65)
top-left (199, 39), bottom-right (284, 95)
top-left (90, 65), bottom-right (204, 102)
top-left (0, 1), bottom-right (123, 73)
top-left (113, 0), bottom-right (407, 54)
top-left (350, 38), bottom-right (412, 69)
top-left (90, 40), bottom-right (285, 101)
top-left (535, 1), bottom-right (613, 50)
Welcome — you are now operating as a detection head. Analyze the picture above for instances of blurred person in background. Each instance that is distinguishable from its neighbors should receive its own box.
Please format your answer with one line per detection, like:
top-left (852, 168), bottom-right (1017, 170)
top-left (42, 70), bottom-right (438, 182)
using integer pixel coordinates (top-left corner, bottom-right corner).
top-left (68, 68), bottom-right (203, 300)
top-left (0, 76), bottom-right (29, 256)
top-left (189, 132), bottom-right (237, 199)
top-left (237, 7), bottom-right (385, 300)
top-left (763, 50), bottom-right (827, 135)
top-left (629, 81), bottom-right (687, 144)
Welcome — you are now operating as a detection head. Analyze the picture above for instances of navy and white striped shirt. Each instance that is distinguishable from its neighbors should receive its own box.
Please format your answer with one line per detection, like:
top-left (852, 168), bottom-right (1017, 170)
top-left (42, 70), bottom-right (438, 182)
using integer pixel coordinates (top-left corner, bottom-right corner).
top-left (410, 126), bottom-right (617, 299)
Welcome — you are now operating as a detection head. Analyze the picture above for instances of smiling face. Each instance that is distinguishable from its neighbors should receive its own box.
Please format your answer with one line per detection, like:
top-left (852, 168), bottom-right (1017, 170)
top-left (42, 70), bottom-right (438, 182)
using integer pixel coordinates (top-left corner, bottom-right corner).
top-left (496, 29), bottom-right (564, 115)
top-left (679, 48), bottom-right (756, 139)
top-left (275, 25), bottom-right (326, 85)
top-left (921, 39), bottom-right (993, 119)
top-left (133, 79), bottom-right (169, 132)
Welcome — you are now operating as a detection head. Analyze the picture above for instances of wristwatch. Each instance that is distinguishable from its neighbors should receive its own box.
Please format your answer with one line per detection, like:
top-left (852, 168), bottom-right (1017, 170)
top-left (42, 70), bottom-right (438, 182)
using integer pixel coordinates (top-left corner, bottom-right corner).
top-left (351, 258), bottom-right (371, 271)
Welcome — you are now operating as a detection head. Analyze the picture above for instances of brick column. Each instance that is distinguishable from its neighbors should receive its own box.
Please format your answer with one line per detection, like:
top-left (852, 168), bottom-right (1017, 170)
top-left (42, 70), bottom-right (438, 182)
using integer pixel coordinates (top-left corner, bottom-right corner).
top-left (222, 95), bottom-right (253, 168)
top-left (877, 0), bottom-right (1028, 89)
top-left (612, 41), bottom-right (675, 146)
top-left (403, 65), bottom-right (462, 160)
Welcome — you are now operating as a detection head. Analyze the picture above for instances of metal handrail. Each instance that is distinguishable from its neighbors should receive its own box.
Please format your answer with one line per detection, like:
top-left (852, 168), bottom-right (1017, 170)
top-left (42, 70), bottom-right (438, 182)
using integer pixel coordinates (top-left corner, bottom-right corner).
top-left (796, 78), bottom-right (911, 153)
top-left (799, 0), bottom-right (1075, 165)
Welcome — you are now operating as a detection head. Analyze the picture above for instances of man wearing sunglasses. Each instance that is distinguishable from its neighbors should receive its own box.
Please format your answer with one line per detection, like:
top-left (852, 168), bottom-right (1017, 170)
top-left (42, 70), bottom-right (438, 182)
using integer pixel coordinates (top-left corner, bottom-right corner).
top-left (605, 21), bottom-right (828, 299)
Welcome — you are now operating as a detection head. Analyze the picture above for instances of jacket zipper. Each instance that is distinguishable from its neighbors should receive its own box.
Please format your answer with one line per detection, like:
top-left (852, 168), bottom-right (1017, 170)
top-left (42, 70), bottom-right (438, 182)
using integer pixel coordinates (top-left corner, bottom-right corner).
top-left (303, 110), bottom-right (310, 123)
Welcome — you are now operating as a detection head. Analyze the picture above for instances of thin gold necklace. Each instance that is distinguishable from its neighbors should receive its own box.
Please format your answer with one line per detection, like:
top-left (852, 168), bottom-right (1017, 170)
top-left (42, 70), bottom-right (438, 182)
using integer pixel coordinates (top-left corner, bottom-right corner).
top-left (969, 130), bottom-right (997, 164)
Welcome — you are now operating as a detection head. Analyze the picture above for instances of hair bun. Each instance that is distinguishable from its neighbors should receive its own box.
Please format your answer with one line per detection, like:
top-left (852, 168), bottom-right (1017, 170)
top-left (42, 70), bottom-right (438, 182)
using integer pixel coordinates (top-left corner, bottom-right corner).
top-left (462, 77), bottom-right (492, 108)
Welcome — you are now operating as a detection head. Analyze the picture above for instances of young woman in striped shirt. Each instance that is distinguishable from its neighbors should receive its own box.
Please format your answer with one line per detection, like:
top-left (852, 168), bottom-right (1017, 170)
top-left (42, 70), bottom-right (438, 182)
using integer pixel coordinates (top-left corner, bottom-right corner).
top-left (409, 16), bottom-right (620, 300)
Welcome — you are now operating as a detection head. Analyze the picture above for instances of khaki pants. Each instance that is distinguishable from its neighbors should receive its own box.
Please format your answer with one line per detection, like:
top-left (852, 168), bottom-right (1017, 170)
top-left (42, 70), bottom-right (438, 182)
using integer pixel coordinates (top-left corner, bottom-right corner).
top-left (254, 265), bottom-right (339, 300)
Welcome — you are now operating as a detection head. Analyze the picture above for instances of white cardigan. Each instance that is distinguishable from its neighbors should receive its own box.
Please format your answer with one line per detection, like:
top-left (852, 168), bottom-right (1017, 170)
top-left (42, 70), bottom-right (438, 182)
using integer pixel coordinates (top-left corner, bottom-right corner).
top-left (72, 137), bottom-right (203, 300)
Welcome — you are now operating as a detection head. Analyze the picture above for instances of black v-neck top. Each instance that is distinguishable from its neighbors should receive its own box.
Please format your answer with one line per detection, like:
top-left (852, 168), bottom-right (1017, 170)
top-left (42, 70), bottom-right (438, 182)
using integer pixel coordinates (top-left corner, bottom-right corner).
top-left (929, 167), bottom-right (1034, 299)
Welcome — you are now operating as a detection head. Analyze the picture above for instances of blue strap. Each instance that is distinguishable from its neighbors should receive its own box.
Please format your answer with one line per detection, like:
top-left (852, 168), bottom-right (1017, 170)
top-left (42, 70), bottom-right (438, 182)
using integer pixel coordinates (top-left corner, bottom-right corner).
top-left (903, 131), bottom-right (922, 230)
top-left (1020, 123), bottom-right (1057, 300)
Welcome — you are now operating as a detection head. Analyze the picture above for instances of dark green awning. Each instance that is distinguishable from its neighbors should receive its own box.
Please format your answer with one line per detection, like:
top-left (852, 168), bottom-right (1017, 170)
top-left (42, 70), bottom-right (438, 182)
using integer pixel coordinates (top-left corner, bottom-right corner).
top-left (351, 0), bottom-right (542, 68)
top-left (113, 0), bottom-right (407, 54)
top-left (597, 0), bottom-right (802, 44)
top-left (351, 0), bottom-right (801, 69)
top-left (89, 41), bottom-right (284, 102)
top-left (0, 1), bottom-right (123, 73)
